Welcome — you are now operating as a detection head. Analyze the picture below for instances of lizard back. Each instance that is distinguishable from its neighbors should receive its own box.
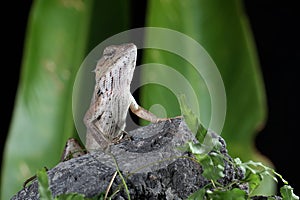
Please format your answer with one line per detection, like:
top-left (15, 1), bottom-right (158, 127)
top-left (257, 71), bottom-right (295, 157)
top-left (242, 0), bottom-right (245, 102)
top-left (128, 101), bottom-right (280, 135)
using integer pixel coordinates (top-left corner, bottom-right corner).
top-left (84, 43), bottom-right (137, 144)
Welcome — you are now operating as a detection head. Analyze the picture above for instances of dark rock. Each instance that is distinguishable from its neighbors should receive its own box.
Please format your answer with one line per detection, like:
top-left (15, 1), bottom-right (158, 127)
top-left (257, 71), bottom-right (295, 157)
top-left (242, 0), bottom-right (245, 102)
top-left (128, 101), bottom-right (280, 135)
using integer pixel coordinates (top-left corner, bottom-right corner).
top-left (10, 118), bottom-right (270, 200)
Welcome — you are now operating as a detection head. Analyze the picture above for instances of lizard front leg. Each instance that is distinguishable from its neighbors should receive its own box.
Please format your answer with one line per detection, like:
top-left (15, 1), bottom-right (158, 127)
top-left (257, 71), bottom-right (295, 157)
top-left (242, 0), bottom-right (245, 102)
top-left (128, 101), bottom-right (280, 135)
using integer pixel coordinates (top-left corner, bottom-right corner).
top-left (85, 118), bottom-right (112, 151)
top-left (129, 94), bottom-right (170, 123)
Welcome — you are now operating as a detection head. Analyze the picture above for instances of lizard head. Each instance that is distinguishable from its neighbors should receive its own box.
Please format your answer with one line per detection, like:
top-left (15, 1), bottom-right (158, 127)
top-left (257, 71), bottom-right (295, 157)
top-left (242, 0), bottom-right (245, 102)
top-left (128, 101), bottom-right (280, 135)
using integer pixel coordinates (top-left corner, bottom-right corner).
top-left (95, 43), bottom-right (137, 84)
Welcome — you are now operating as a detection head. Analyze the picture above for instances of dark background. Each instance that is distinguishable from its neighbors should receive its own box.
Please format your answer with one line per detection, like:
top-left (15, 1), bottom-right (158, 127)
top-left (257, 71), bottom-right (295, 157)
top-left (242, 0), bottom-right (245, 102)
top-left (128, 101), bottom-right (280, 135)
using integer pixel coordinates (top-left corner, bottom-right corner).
top-left (1, 0), bottom-right (299, 195)
top-left (244, 0), bottom-right (299, 194)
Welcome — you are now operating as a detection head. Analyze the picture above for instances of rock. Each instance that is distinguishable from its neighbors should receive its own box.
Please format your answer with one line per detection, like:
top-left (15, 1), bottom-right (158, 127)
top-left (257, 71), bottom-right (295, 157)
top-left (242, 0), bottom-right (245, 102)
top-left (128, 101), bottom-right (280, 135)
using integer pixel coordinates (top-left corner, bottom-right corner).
top-left (10, 118), bottom-right (251, 199)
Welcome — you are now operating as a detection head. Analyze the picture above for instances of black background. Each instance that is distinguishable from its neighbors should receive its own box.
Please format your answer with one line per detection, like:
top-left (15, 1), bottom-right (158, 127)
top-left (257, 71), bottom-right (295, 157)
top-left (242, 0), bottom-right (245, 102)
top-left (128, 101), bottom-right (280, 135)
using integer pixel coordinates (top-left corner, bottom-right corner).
top-left (244, 0), bottom-right (299, 195)
top-left (1, 0), bottom-right (299, 195)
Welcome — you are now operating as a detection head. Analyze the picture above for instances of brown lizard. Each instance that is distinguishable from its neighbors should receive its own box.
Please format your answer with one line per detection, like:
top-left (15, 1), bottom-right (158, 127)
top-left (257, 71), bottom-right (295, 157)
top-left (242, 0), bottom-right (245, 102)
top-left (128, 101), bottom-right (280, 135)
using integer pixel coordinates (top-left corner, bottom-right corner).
top-left (83, 43), bottom-right (166, 151)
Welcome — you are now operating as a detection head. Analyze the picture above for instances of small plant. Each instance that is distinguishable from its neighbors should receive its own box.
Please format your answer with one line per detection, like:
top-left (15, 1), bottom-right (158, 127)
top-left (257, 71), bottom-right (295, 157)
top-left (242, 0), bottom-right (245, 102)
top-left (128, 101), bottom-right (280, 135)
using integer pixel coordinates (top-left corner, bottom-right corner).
top-left (185, 138), bottom-right (299, 200)
top-left (179, 95), bottom-right (299, 200)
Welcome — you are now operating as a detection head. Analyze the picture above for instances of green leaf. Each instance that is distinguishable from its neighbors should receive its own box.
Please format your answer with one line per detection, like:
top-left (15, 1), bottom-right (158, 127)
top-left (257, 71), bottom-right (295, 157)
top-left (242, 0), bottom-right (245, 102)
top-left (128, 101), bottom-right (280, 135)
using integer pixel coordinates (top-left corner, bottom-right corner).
top-left (187, 187), bottom-right (206, 200)
top-left (178, 94), bottom-right (200, 134)
top-left (280, 185), bottom-right (299, 200)
top-left (179, 94), bottom-right (207, 143)
top-left (187, 142), bottom-right (207, 155)
top-left (207, 188), bottom-right (247, 200)
top-left (237, 160), bottom-right (290, 195)
top-left (242, 161), bottom-right (287, 184)
top-left (196, 124), bottom-right (208, 145)
top-left (185, 138), bottom-right (225, 182)
top-left (244, 173), bottom-right (261, 193)
top-left (37, 168), bottom-right (52, 200)
top-left (199, 152), bottom-right (225, 181)
top-left (1, 1), bottom-right (94, 199)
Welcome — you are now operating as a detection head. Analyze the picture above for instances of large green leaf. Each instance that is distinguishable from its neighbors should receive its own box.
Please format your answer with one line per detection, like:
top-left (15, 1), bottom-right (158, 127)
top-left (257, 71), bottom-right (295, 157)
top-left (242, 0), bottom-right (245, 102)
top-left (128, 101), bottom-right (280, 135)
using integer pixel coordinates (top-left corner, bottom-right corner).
top-left (142, 0), bottom-right (266, 162)
top-left (1, 0), bottom-right (131, 198)
top-left (0, 1), bottom-right (94, 199)
top-left (141, 0), bottom-right (269, 192)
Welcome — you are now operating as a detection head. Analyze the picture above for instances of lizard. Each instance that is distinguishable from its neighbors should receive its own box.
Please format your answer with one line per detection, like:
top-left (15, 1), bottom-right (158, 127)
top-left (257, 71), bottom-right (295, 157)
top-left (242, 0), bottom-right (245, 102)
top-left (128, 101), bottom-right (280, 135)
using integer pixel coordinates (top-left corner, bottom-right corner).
top-left (83, 43), bottom-right (167, 151)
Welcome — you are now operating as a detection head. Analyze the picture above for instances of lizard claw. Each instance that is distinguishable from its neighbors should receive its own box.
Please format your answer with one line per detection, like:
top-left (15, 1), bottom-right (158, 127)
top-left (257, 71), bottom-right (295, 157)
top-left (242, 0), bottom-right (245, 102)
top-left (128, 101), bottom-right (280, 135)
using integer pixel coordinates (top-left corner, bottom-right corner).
top-left (156, 116), bottom-right (183, 123)
top-left (112, 131), bottom-right (132, 144)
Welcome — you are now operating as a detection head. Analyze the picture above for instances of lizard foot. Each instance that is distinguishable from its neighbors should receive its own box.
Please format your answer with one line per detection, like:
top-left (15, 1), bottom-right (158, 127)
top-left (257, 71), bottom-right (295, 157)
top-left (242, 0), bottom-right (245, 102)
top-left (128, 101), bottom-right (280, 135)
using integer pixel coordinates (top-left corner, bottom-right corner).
top-left (156, 115), bottom-right (183, 123)
top-left (112, 131), bottom-right (132, 144)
